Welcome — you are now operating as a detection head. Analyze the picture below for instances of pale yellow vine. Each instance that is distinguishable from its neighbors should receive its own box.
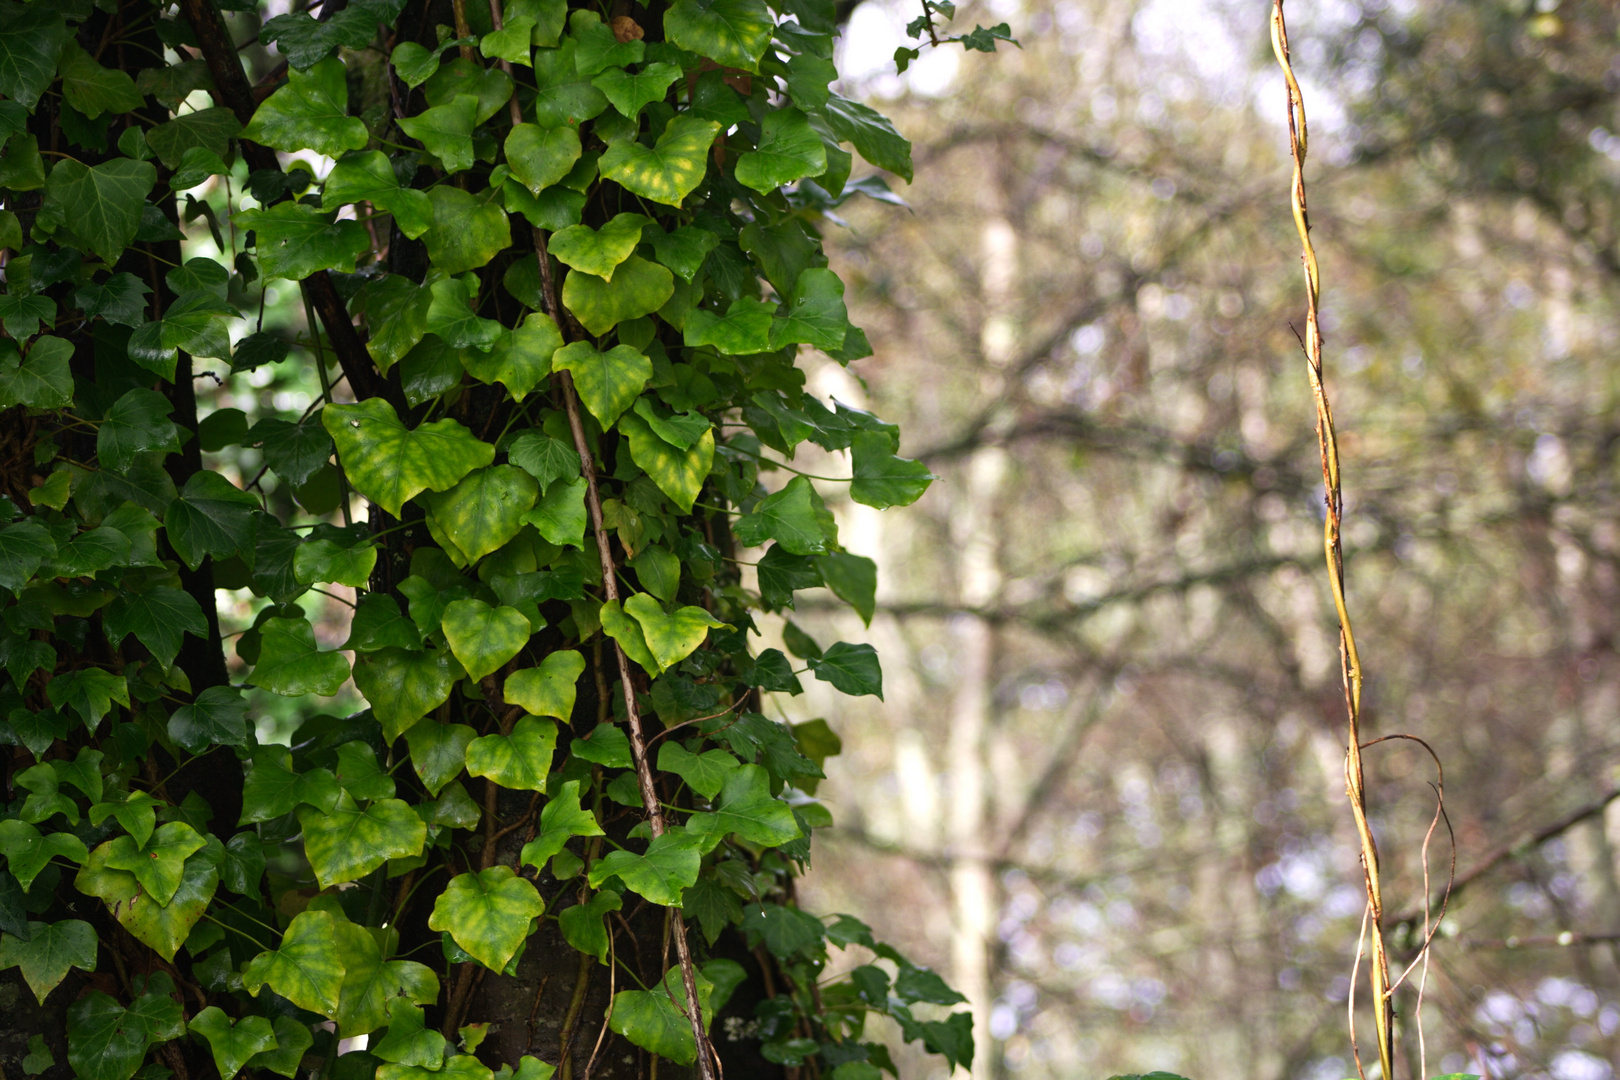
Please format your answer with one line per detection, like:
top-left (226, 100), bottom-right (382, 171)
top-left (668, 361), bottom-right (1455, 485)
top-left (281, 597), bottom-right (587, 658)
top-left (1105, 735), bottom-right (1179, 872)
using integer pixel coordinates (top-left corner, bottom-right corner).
top-left (1269, 3), bottom-right (1394, 1076)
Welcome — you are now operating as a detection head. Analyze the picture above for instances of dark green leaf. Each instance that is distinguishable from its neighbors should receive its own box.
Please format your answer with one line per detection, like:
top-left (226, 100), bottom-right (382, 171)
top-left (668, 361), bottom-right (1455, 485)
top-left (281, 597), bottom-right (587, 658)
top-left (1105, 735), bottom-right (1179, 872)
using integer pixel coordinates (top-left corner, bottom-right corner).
top-left (103, 586), bottom-right (207, 668)
top-left (243, 57), bottom-right (369, 156)
top-left (849, 430), bottom-right (934, 509)
top-left (164, 471), bottom-right (259, 570)
top-left (45, 158), bottom-right (156, 265)
top-left (146, 107), bottom-right (241, 169)
top-left (809, 641), bottom-right (882, 698)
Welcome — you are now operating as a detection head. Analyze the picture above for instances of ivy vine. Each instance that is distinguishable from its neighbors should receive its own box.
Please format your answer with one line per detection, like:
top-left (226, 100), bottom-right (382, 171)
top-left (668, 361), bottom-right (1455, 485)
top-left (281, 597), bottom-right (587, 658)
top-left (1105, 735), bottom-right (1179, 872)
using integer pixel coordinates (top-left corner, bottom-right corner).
top-left (0, 0), bottom-right (1009, 1076)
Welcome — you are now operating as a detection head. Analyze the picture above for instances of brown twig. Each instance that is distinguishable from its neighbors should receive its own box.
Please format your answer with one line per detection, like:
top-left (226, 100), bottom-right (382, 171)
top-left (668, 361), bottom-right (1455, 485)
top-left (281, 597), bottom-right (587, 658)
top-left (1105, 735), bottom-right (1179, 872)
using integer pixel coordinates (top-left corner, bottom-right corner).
top-left (544, 227), bottom-right (716, 1077)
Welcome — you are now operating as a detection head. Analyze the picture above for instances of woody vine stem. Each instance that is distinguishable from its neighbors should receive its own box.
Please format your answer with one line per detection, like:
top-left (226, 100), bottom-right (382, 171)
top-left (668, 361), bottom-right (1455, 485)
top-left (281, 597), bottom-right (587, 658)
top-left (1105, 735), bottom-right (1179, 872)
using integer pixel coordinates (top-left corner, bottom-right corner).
top-left (1270, 2), bottom-right (1395, 1076)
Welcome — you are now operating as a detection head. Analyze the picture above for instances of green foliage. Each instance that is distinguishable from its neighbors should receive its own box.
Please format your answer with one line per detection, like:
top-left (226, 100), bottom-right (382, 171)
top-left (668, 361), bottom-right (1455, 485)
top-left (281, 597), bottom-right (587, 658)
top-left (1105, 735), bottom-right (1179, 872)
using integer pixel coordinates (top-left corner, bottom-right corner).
top-left (0, 1), bottom-right (961, 1075)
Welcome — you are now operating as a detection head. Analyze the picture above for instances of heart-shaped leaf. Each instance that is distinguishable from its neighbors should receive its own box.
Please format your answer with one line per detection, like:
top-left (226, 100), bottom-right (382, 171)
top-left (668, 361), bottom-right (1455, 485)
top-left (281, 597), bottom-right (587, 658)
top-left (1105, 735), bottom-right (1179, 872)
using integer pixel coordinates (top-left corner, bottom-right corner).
top-left (352, 648), bottom-right (463, 742)
top-left (465, 715), bottom-right (558, 792)
top-left (248, 617), bottom-right (351, 697)
top-left (73, 838), bottom-right (219, 961)
top-left (506, 123), bottom-right (583, 194)
top-left (332, 918), bottom-right (439, 1037)
top-left (441, 598), bottom-right (531, 681)
top-left (592, 62), bottom-right (682, 119)
top-left (427, 866), bottom-right (545, 972)
top-left (421, 185), bottom-right (513, 276)
top-left (599, 115), bottom-right (720, 207)
top-left (404, 719), bottom-right (477, 796)
top-left (243, 57), bottom-right (369, 156)
top-left (617, 409), bottom-right (714, 514)
top-left (664, 0), bottom-right (773, 71)
top-left (685, 764), bottom-right (802, 851)
top-left (44, 158), bottom-right (155, 265)
top-left (462, 313), bottom-right (563, 401)
top-left (422, 466), bottom-right (535, 569)
top-left (0, 918), bottom-right (96, 1004)
top-left (324, 398), bottom-right (494, 517)
top-left (243, 909), bottom-right (344, 1018)
top-left (504, 650), bottom-right (585, 721)
top-left (623, 593), bottom-right (726, 673)
top-left (561, 255), bottom-right (673, 336)
top-left (399, 93), bottom-right (479, 173)
top-left (587, 831), bottom-right (701, 906)
top-left (518, 780), bottom-right (603, 868)
top-left (189, 1007), bottom-right (277, 1080)
top-left (299, 793), bottom-right (427, 887)
top-left (103, 822), bottom-right (206, 906)
top-left (549, 212), bottom-right (651, 280)
top-left (324, 150), bottom-right (434, 238)
top-left (550, 341), bottom-right (651, 426)
top-left (682, 297), bottom-right (776, 355)
top-left (735, 107), bottom-right (826, 193)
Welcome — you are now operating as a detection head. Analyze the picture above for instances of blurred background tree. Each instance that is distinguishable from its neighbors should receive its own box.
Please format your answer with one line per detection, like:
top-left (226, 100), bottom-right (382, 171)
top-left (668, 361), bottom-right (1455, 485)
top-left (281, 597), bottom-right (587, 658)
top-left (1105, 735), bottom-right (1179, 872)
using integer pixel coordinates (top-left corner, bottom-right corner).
top-left (778, 0), bottom-right (1620, 1076)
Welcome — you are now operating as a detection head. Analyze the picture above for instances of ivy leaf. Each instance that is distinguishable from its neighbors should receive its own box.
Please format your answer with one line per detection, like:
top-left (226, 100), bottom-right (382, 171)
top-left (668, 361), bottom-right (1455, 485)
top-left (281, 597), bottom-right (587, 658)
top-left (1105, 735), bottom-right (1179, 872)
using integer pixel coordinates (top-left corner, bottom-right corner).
top-left (294, 535), bottom-right (377, 586)
top-left (74, 273), bottom-right (150, 328)
top-left (686, 763), bottom-right (801, 850)
top-left (427, 866), bottom-right (545, 973)
top-left (648, 225), bottom-right (719, 283)
top-left (592, 62), bottom-right (682, 119)
top-left (235, 202), bottom-right (370, 281)
top-left (45, 669), bottom-right (129, 732)
top-left (324, 398), bottom-right (494, 517)
top-left (391, 41), bottom-right (441, 87)
top-left (814, 552), bottom-right (877, 625)
top-left (463, 313), bottom-right (562, 402)
top-left (507, 433), bottom-right (580, 491)
top-left (0, 820), bottom-right (87, 891)
top-left (247, 1016), bottom-right (315, 1080)
top-left (145, 107), bottom-right (242, 170)
top-left (188, 1007), bottom-right (277, 1080)
top-left (624, 594), bottom-right (725, 674)
top-left (65, 992), bottom-right (149, 1080)
top-left (424, 57), bottom-right (515, 123)
top-left (324, 151), bottom-right (434, 239)
top-left (587, 831), bottom-right (702, 906)
top-left (74, 839), bottom-right (219, 961)
top-left (561, 256), bottom-right (674, 336)
top-left (465, 715), bottom-right (558, 793)
top-left (103, 586), bottom-right (206, 669)
top-left (809, 641), bottom-right (883, 698)
top-left (104, 822), bottom-right (206, 906)
top-left (252, 413), bottom-right (335, 487)
top-left (423, 279), bottom-right (500, 353)
top-left (599, 600), bottom-right (659, 677)
top-left (551, 342), bottom-right (651, 426)
top-left (530, 39), bottom-right (609, 127)
top-left (549, 213), bottom-right (651, 281)
top-left (664, 0), bottom-right (773, 71)
top-left (0, 2), bottom-right (69, 109)
top-left (399, 94), bottom-right (479, 174)
top-left (609, 967), bottom-right (715, 1066)
top-left (736, 108), bottom-right (827, 193)
top-left (372, 1001), bottom-right (447, 1066)
top-left (421, 186), bottom-right (512, 276)
top-left (0, 338), bottom-right (73, 409)
top-left (442, 598), bottom-right (531, 681)
top-left (240, 745), bottom-right (342, 823)
top-left (618, 409), bottom-right (714, 514)
top-left (518, 779), bottom-right (603, 868)
top-left (98, 388), bottom-right (179, 471)
top-left (599, 115), bottom-right (721, 207)
top-left (247, 617), bottom-right (352, 697)
top-left (682, 297), bottom-right (776, 355)
top-left (785, 52), bottom-right (837, 109)
top-left (243, 57), bottom-right (370, 156)
top-left (504, 649), bottom-right (585, 721)
top-left (44, 158), bottom-right (155, 265)
top-left (332, 919), bottom-right (439, 1037)
top-left (483, 16), bottom-right (536, 65)
top-left (657, 743), bottom-right (740, 801)
top-left (849, 430), bottom-right (934, 509)
top-left (243, 909), bottom-right (345, 1018)
top-left (734, 476), bottom-right (828, 554)
top-left (299, 793), bottom-right (428, 888)
top-left (403, 719), bottom-right (476, 796)
top-left (569, 722), bottom-right (631, 769)
top-left (261, 0), bottom-right (408, 67)
top-left (0, 919), bottom-right (96, 1004)
top-left (558, 889), bottom-right (621, 964)
top-left (822, 94), bottom-right (914, 182)
top-left (770, 267), bottom-right (849, 351)
top-left (422, 465), bottom-right (538, 568)
top-left (352, 648), bottom-right (462, 742)
top-left (0, 293), bottom-right (53, 339)
top-left (87, 792), bottom-right (160, 850)
top-left (505, 123), bottom-right (583, 195)
top-left (351, 276), bottom-right (432, 373)
top-left (345, 594), bottom-right (423, 653)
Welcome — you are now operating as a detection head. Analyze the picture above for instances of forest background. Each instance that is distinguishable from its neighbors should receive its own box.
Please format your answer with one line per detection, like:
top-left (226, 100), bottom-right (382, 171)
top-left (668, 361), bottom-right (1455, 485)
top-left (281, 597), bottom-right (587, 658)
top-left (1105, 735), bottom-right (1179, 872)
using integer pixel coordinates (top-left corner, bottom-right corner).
top-left (794, 0), bottom-right (1620, 1078)
top-left (1, 0), bottom-right (1615, 1078)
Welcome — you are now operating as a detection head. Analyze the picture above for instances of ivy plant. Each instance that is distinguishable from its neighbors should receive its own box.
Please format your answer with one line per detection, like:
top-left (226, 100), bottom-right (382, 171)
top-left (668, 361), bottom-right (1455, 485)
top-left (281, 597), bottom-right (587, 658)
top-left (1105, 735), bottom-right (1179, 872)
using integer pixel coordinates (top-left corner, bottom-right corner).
top-left (0, 0), bottom-right (1003, 1077)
